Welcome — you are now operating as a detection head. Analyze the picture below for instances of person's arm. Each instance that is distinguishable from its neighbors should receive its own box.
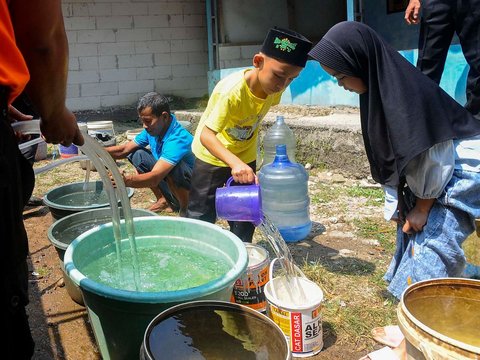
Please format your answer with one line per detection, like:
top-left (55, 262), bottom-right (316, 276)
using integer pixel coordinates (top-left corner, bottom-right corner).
top-left (9, 0), bottom-right (83, 146)
top-left (122, 159), bottom-right (174, 188)
top-left (200, 126), bottom-right (256, 184)
top-left (404, 0), bottom-right (421, 25)
top-left (402, 140), bottom-right (455, 233)
top-left (105, 141), bottom-right (139, 160)
top-left (403, 198), bottom-right (435, 233)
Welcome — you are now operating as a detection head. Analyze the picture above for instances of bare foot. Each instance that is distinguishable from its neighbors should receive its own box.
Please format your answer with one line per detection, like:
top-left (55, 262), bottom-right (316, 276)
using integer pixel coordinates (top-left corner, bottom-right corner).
top-left (371, 325), bottom-right (404, 348)
top-left (359, 340), bottom-right (406, 360)
top-left (148, 199), bottom-right (173, 213)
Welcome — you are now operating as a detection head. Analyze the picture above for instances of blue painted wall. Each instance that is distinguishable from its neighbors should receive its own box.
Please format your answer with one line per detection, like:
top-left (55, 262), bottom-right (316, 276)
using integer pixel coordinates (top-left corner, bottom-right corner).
top-left (208, 44), bottom-right (468, 107)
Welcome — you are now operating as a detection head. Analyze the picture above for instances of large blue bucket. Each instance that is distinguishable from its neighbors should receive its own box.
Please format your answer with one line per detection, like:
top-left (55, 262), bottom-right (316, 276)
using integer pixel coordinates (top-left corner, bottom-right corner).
top-left (64, 216), bottom-right (248, 360)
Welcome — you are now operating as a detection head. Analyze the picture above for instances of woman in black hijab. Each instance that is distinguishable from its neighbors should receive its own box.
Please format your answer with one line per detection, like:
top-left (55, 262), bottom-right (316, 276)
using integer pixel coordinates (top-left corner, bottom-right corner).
top-left (309, 21), bottom-right (480, 300)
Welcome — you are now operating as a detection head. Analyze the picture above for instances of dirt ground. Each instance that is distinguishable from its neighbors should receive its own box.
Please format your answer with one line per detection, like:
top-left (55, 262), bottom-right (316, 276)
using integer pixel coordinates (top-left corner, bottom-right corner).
top-left (23, 108), bottom-right (393, 360)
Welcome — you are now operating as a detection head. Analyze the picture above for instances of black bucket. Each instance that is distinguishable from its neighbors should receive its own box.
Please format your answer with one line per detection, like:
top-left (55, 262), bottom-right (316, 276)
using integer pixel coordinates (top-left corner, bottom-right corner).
top-left (141, 300), bottom-right (291, 360)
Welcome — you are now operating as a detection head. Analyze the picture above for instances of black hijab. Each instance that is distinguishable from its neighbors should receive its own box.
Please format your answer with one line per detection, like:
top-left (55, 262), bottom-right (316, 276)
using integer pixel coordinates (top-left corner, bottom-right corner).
top-left (309, 21), bottom-right (480, 186)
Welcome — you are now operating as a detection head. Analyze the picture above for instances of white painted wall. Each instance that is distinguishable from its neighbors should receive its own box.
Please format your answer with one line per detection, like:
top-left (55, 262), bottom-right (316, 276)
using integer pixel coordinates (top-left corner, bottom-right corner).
top-left (63, 0), bottom-right (209, 111)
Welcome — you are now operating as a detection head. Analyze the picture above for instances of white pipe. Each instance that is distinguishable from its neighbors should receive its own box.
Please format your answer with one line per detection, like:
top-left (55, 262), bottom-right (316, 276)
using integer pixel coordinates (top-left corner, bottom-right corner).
top-left (34, 155), bottom-right (88, 175)
top-left (19, 137), bottom-right (45, 151)
top-left (11, 119), bottom-right (41, 134)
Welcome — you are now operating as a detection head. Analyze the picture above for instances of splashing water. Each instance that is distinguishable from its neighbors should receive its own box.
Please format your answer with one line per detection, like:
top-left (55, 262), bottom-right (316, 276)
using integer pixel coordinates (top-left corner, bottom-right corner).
top-left (257, 214), bottom-right (307, 305)
top-left (79, 133), bottom-right (140, 290)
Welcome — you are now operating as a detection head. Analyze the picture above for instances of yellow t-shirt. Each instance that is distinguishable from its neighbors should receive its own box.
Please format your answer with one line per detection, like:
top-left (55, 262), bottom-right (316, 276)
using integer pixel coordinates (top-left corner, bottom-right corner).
top-left (192, 69), bottom-right (282, 167)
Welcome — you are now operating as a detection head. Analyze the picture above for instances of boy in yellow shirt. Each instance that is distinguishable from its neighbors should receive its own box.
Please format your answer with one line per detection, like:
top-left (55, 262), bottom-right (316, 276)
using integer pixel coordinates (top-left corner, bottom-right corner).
top-left (187, 27), bottom-right (312, 242)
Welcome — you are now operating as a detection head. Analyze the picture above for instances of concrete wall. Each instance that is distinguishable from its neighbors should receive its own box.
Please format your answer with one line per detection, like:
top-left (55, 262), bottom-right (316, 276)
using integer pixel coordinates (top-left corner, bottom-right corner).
top-left (63, 0), bottom-right (209, 111)
top-left (216, 0), bottom-right (346, 70)
top-left (219, 0), bottom-right (287, 43)
top-left (362, 0), bottom-right (419, 50)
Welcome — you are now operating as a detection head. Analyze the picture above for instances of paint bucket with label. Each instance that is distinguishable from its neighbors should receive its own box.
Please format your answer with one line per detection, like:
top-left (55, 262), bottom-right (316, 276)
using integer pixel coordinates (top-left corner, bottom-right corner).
top-left (231, 243), bottom-right (270, 312)
top-left (264, 259), bottom-right (324, 357)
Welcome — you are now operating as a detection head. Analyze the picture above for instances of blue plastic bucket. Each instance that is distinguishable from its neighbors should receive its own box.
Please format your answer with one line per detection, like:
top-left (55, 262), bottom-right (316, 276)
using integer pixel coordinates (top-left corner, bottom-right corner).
top-left (64, 216), bottom-right (248, 360)
top-left (59, 144), bottom-right (78, 158)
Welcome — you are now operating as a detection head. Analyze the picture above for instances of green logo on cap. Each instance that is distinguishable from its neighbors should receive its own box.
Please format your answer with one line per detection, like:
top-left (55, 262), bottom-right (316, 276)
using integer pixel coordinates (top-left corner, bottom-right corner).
top-left (274, 37), bottom-right (297, 52)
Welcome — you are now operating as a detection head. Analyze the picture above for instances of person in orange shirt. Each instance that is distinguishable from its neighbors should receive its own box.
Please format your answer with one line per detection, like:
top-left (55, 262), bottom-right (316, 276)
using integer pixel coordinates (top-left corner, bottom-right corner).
top-left (1, 1), bottom-right (83, 358)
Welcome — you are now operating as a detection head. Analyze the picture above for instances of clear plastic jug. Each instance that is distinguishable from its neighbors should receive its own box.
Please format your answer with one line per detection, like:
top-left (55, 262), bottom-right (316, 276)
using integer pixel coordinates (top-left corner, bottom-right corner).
top-left (262, 116), bottom-right (296, 166)
top-left (258, 144), bottom-right (311, 242)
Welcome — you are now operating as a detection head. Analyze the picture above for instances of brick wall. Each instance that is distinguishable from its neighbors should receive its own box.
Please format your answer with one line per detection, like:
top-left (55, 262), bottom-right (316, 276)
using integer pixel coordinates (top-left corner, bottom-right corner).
top-left (63, 0), bottom-right (208, 111)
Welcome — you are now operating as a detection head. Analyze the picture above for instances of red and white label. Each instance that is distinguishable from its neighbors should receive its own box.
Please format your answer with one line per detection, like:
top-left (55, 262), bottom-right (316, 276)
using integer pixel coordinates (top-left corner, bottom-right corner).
top-left (291, 312), bottom-right (303, 352)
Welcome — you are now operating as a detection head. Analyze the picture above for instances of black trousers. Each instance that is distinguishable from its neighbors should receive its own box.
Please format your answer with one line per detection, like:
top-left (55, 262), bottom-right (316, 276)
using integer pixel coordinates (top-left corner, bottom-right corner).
top-left (186, 158), bottom-right (256, 243)
top-left (0, 86), bottom-right (35, 359)
top-left (417, 0), bottom-right (480, 118)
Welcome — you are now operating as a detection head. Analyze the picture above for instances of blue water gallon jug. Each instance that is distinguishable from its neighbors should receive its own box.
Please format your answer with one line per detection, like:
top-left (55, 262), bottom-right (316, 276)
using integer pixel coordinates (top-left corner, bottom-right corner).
top-left (262, 115), bottom-right (296, 166)
top-left (258, 144), bottom-right (311, 242)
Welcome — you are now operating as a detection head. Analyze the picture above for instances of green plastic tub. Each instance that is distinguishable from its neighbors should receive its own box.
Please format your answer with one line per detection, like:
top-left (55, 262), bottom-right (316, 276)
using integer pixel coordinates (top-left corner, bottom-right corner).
top-left (64, 216), bottom-right (248, 360)
top-left (47, 208), bottom-right (157, 305)
top-left (43, 181), bottom-right (134, 220)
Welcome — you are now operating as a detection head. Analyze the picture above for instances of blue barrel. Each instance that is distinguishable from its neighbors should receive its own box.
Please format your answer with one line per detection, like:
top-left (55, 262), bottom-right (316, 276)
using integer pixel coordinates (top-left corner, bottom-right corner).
top-left (258, 144), bottom-right (311, 242)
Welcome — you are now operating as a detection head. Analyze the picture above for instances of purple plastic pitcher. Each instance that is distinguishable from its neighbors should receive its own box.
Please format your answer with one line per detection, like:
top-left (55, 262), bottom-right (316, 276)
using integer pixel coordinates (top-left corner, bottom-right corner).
top-left (215, 177), bottom-right (263, 226)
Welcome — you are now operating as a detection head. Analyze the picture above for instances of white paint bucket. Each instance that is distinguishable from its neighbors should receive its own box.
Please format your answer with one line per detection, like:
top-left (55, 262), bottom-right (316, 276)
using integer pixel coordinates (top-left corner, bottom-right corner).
top-left (264, 259), bottom-right (324, 357)
top-left (126, 128), bottom-right (143, 141)
top-left (87, 120), bottom-right (116, 147)
top-left (80, 121), bottom-right (116, 170)
top-left (231, 243), bottom-right (270, 312)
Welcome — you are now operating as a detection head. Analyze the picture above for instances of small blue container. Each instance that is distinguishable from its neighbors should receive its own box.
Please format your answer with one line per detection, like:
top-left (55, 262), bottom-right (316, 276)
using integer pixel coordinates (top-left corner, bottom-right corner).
top-left (59, 144), bottom-right (78, 158)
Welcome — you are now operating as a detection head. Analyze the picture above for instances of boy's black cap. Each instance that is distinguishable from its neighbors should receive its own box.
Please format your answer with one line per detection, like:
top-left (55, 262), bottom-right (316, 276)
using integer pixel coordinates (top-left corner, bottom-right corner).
top-left (261, 27), bottom-right (312, 67)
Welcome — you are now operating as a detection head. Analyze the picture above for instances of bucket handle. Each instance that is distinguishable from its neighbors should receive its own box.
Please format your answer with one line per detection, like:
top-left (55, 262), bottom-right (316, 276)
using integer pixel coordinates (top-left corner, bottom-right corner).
top-left (269, 257), bottom-right (308, 304)
top-left (226, 176), bottom-right (235, 187)
top-left (225, 176), bottom-right (259, 188)
top-left (269, 257), bottom-right (307, 279)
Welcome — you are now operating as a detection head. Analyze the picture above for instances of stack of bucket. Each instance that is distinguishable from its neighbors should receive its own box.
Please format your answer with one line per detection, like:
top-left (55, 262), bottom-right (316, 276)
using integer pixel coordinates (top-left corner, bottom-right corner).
top-left (80, 120), bottom-right (116, 170)
top-left (126, 128), bottom-right (143, 141)
top-left (87, 120), bottom-right (116, 146)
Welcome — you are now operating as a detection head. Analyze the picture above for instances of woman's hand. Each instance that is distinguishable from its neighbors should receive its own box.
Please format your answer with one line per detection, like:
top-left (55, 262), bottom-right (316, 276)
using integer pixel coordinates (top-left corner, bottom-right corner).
top-left (402, 198), bottom-right (435, 234)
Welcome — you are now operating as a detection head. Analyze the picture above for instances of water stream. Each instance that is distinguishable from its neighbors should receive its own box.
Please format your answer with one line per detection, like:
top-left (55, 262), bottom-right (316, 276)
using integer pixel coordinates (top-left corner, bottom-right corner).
top-left (79, 133), bottom-right (140, 290)
top-left (83, 159), bottom-right (91, 192)
top-left (257, 214), bottom-right (307, 305)
top-left (16, 120), bottom-right (141, 289)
